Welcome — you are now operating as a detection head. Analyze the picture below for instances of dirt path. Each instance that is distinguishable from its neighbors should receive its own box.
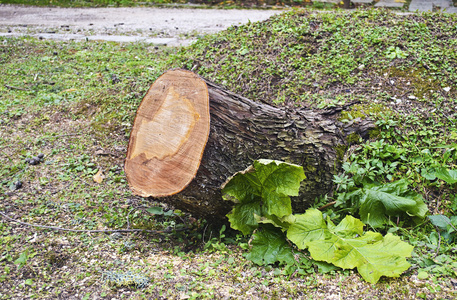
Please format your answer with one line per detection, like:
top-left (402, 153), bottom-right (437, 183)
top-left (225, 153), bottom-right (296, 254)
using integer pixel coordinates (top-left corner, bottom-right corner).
top-left (0, 4), bottom-right (284, 45)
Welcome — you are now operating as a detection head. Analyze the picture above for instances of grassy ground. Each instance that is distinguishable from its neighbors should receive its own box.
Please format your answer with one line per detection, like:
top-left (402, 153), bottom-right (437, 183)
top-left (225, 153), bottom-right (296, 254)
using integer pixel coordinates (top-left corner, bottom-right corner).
top-left (1, 8), bottom-right (457, 299)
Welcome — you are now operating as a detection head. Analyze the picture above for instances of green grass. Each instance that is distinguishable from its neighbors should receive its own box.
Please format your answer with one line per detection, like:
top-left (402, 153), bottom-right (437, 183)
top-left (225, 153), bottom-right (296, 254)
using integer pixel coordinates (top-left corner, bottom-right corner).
top-left (169, 9), bottom-right (457, 109)
top-left (1, 7), bottom-right (457, 299)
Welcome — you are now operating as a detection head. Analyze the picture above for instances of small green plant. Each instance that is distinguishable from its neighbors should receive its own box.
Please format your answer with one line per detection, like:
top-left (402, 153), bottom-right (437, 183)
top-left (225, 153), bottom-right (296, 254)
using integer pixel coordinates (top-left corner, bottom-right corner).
top-left (204, 224), bottom-right (228, 252)
top-left (428, 214), bottom-right (457, 243)
top-left (146, 206), bottom-right (176, 217)
top-left (335, 178), bottom-right (428, 228)
top-left (14, 250), bottom-right (29, 270)
top-left (223, 159), bottom-right (414, 283)
top-left (385, 46), bottom-right (408, 59)
top-left (421, 167), bottom-right (457, 185)
top-left (61, 154), bottom-right (97, 176)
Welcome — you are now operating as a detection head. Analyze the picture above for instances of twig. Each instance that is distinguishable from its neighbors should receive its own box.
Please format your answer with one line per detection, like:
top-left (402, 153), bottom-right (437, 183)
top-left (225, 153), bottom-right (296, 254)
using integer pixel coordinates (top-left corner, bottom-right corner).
top-left (318, 201), bottom-right (336, 211)
top-left (202, 223), bottom-right (209, 244)
top-left (0, 211), bottom-right (187, 234)
top-left (126, 207), bottom-right (137, 230)
top-left (447, 220), bottom-right (457, 233)
top-left (4, 84), bottom-right (30, 91)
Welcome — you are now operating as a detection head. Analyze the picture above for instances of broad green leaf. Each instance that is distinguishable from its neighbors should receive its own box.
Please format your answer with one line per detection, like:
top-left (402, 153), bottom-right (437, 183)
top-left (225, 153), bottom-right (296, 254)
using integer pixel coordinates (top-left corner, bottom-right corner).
top-left (348, 233), bottom-right (413, 283)
top-left (287, 209), bottom-right (413, 283)
top-left (245, 225), bottom-right (296, 266)
top-left (226, 201), bottom-right (262, 235)
top-left (435, 168), bottom-right (457, 184)
top-left (223, 159), bottom-right (306, 234)
top-left (421, 168), bottom-right (437, 180)
top-left (255, 159), bottom-right (305, 197)
top-left (146, 207), bottom-right (174, 216)
top-left (222, 168), bottom-right (260, 204)
top-left (307, 231), bottom-right (383, 270)
top-left (146, 207), bottom-right (164, 215)
top-left (359, 180), bottom-right (428, 228)
top-left (286, 209), bottom-right (328, 249)
top-left (428, 214), bottom-right (452, 231)
top-left (261, 190), bottom-right (292, 218)
top-left (315, 261), bottom-right (340, 273)
top-left (256, 214), bottom-right (296, 230)
top-left (332, 215), bottom-right (365, 238)
top-left (163, 210), bottom-right (174, 217)
top-left (254, 159), bottom-right (306, 217)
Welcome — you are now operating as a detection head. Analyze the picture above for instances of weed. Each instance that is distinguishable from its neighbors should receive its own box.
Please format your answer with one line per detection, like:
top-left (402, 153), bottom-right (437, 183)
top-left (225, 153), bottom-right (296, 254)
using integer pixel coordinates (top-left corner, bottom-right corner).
top-left (385, 46), bottom-right (408, 59)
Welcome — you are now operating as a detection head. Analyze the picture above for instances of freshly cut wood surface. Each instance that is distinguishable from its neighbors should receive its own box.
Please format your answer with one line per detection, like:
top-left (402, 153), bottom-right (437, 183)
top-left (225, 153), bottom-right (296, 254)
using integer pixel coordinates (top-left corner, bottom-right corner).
top-left (125, 69), bottom-right (210, 197)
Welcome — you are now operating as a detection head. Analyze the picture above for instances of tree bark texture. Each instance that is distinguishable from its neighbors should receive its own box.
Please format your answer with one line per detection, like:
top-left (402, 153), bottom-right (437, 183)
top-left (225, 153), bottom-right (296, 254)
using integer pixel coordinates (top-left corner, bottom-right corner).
top-left (152, 72), bottom-right (375, 223)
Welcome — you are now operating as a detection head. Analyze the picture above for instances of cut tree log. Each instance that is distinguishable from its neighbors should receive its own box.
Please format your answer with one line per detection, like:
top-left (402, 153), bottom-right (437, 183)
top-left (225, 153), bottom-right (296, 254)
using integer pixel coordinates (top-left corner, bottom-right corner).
top-left (125, 69), bottom-right (210, 197)
top-left (125, 69), bottom-right (375, 223)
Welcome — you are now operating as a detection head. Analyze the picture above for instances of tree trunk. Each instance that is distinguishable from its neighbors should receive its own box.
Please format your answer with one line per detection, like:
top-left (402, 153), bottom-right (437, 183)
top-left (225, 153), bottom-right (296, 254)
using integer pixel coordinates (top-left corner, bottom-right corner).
top-left (127, 70), bottom-right (375, 223)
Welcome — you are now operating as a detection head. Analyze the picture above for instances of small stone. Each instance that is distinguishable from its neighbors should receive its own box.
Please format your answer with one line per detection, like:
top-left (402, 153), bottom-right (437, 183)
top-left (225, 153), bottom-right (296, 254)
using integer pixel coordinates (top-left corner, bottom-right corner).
top-left (29, 158), bottom-right (39, 165)
top-left (443, 87), bottom-right (451, 92)
top-left (94, 149), bottom-right (105, 155)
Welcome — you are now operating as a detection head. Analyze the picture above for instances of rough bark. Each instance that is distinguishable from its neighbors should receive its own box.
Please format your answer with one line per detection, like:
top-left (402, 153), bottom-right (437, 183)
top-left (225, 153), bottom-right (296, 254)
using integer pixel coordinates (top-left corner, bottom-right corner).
top-left (139, 71), bottom-right (376, 223)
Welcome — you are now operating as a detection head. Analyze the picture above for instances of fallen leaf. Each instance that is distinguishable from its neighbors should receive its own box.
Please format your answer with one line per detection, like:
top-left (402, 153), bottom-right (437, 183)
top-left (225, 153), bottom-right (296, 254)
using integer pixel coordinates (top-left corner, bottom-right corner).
top-left (93, 169), bottom-right (105, 184)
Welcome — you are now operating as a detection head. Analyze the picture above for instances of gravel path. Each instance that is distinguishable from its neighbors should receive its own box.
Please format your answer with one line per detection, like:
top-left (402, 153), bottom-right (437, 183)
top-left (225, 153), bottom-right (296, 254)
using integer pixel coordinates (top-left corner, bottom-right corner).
top-left (0, 4), bottom-right (284, 45)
